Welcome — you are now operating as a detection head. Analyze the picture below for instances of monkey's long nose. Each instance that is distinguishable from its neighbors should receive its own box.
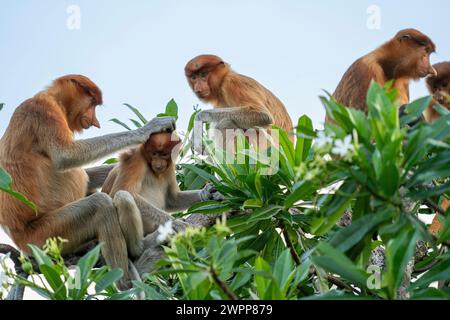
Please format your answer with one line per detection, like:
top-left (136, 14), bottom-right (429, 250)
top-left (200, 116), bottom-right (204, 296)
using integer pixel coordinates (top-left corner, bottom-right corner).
top-left (92, 116), bottom-right (101, 129)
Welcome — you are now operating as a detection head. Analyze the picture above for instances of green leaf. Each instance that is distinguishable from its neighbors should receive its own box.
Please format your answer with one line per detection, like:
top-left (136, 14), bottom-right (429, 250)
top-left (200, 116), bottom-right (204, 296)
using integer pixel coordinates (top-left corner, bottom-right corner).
top-left (243, 199), bottom-right (263, 209)
top-left (165, 99), bottom-right (178, 119)
top-left (39, 264), bottom-right (67, 299)
top-left (133, 281), bottom-right (167, 300)
top-left (273, 250), bottom-right (295, 295)
top-left (109, 118), bottom-right (132, 130)
top-left (103, 158), bottom-right (119, 165)
top-left (311, 181), bottom-right (357, 235)
top-left (254, 256), bottom-right (272, 298)
top-left (0, 168), bottom-right (38, 212)
top-left (183, 164), bottom-right (219, 185)
top-left (28, 244), bottom-right (53, 267)
top-left (129, 118), bottom-right (142, 128)
top-left (330, 209), bottom-right (393, 253)
top-left (247, 205), bottom-right (282, 223)
top-left (123, 103), bottom-right (147, 124)
top-left (313, 242), bottom-right (368, 287)
top-left (77, 244), bottom-right (101, 286)
top-left (95, 268), bottom-right (123, 293)
top-left (400, 96), bottom-right (432, 126)
top-left (410, 258), bottom-right (450, 290)
top-left (284, 180), bottom-right (318, 208)
top-left (385, 228), bottom-right (419, 298)
top-left (187, 201), bottom-right (232, 215)
top-left (295, 115), bottom-right (314, 165)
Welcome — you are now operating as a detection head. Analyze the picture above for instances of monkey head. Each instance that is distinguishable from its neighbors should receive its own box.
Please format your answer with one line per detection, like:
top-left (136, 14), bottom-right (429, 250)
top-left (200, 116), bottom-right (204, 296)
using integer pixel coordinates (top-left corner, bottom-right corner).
top-left (390, 29), bottom-right (437, 79)
top-left (49, 75), bottom-right (103, 133)
top-left (142, 131), bottom-right (182, 175)
top-left (185, 54), bottom-right (229, 101)
top-left (426, 62), bottom-right (450, 107)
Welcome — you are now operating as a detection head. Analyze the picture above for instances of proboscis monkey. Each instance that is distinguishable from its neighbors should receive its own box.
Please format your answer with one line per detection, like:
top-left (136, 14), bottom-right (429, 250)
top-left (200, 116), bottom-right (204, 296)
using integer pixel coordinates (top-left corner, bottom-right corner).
top-left (425, 62), bottom-right (450, 235)
top-left (102, 131), bottom-right (223, 233)
top-left (0, 75), bottom-right (175, 289)
top-left (330, 29), bottom-right (437, 122)
top-left (185, 54), bottom-right (294, 153)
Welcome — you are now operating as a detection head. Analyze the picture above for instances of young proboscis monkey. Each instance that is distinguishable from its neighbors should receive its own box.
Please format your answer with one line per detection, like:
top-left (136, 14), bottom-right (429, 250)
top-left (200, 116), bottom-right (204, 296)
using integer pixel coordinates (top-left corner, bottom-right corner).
top-left (0, 75), bottom-right (176, 288)
top-left (331, 29), bottom-right (437, 122)
top-left (185, 54), bottom-right (294, 154)
top-left (424, 62), bottom-right (450, 235)
top-left (102, 131), bottom-right (223, 232)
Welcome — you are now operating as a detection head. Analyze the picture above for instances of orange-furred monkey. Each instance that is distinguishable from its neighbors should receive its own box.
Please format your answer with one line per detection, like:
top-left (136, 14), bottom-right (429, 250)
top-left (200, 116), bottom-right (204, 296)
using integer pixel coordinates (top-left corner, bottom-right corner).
top-left (425, 62), bottom-right (450, 121)
top-left (0, 75), bottom-right (175, 289)
top-left (185, 54), bottom-right (294, 153)
top-left (102, 132), bottom-right (222, 229)
top-left (425, 62), bottom-right (450, 235)
top-left (331, 29), bottom-right (436, 121)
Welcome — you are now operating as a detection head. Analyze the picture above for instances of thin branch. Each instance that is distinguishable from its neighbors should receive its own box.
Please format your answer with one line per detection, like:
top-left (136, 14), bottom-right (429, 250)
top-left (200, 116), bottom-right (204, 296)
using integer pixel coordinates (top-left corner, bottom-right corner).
top-left (424, 199), bottom-right (445, 215)
top-left (209, 266), bottom-right (237, 300)
top-left (309, 267), bottom-right (360, 294)
top-left (413, 259), bottom-right (439, 273)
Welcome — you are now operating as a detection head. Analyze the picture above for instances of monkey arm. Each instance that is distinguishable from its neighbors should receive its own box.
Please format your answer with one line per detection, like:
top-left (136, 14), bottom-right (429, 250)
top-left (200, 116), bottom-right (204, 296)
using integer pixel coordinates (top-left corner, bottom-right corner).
top-left (46, 117), bottom-right (176, 171)
top-left (195, 107), bottom-right (273, 129)
top-left (193, 108), bottom-right (273, 153)
top-left (85, 164), bottom-right (116, 192)
top-left (166, 190), bottom-right (203, 212)
top-left (165, 183), bottom-right (224, 212)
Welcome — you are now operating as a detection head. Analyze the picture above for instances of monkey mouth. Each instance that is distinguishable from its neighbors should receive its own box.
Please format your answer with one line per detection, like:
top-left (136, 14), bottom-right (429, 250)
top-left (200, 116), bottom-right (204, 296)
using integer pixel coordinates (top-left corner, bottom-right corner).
top-left (80, 117), bottom-right (92, 129)
top-left (196, 92), bottom-right (210, 99)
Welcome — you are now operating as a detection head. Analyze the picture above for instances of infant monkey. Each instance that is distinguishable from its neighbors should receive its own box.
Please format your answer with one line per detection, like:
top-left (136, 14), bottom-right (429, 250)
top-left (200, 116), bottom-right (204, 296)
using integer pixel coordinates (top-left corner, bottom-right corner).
top-left (102, 131), bottom-right (222, 236)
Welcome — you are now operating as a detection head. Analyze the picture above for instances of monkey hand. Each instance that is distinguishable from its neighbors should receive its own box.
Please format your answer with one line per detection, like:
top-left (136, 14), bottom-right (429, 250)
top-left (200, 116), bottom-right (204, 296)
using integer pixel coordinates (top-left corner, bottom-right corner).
top-left (194, 110), bottom-right (213, 123)
top-left (139, 117), bottom-right (176, 141)
top-left (200, 183), bottom-right (225, 202)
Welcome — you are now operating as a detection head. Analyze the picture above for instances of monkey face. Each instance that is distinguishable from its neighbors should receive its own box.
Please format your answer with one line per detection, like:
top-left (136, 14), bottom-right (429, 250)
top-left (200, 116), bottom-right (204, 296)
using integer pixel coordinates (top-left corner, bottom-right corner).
top-left (416, 52), bottom-right (437, 78)
top-left (189, 71), bottom-right (211, 99)
top-left (79, 105), bottom-right (100, 130)
top-left (143, 132), bottom-right (182, 175)
top-left (426, 62), bottom-right (450, 107)
top-left (150, 152), bottom-right (171, 174)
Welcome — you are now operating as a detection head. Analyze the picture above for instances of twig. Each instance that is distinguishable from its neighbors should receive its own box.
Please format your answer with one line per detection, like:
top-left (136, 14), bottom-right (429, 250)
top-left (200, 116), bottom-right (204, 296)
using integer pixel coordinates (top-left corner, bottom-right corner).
top-left (0, 244), bottom-right (21, 267)
top-left (209, 266), bottom-right (238, 300)
top-left (413, 259), bottom-right (439, 273)
top-left (424, 198), bottom-right (445, 216)
top-left (309, 267), bottom-right (360, 294)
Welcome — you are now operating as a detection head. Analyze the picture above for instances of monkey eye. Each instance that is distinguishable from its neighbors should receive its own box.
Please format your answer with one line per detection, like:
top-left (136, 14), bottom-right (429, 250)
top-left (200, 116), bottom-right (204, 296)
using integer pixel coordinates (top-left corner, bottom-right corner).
top-left (200, 71), bottom-right (208, 78)
top-left (191, 75), bottom-right (197, 80)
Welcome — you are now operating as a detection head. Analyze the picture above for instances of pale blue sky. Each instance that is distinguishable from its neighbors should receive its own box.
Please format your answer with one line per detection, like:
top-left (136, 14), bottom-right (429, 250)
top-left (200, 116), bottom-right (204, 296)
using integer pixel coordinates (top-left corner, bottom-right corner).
top-left (1, 0), bottom-right (449, 139)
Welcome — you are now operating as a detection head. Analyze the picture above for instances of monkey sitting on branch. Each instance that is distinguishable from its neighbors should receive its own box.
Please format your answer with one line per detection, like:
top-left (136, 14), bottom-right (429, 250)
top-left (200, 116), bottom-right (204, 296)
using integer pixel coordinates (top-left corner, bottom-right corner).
top-left (0, 75), bottom-right (177, 289)
top-left (330, 28), bottom-right (437, 122)
top-left (185, 54), bottom-right (294, 154)
top-left (102, 130), bottom-right (223, 233)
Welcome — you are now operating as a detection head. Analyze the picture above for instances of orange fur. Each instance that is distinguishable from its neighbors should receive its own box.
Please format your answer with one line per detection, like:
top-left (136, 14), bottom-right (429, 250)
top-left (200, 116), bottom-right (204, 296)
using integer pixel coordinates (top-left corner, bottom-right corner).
top-left (332, 29), bottom-right (436, 119)
top-left (0, 75), bottom-right (102, 249)
top-left (185, 54), bottom-right (294, 138)
top-left (425, 62), bottom-right (450, 122)
top-left (424, 62), bottom-right (450, 234)
top-left (102, 132), bottom-right (182, 211)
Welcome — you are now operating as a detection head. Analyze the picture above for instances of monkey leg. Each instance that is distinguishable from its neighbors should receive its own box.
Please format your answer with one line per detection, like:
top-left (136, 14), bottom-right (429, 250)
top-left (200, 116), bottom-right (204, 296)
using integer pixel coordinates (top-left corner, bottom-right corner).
top-left (113, 191), bottom-right (144, 258)
top-left (132, 194), bottom-right (189, 235)
top-left (21, 193), bottom-right (135, 288)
